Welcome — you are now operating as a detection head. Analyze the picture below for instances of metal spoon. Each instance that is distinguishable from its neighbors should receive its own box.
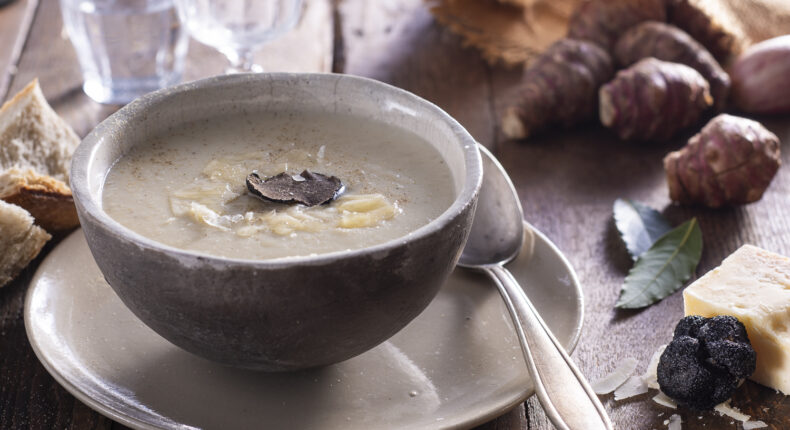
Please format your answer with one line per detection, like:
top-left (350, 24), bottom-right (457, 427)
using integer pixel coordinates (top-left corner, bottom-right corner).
top-left (459, 145), bottom-right (612, 430)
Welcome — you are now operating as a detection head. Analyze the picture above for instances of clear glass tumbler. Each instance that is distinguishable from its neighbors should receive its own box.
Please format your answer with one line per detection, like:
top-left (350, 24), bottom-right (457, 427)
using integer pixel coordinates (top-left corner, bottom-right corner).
top-left (175, 0), bottom-right (303, 73)
top-left (60, 0), bottom-right (189, 104)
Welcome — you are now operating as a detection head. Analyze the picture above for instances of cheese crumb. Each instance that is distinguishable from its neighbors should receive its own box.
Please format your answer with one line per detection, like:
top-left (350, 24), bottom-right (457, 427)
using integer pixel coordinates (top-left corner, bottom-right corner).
top-left (591, 357), bottom-right (639, 394)
top-left (613, 376), bottom-right (648, 400)
top-left (714, 401), bottom-right (750, 422)
top-left (653, 391), bottom-right (677, 409)
top-left (642, 344), bottom-right (667, 389)
top-left (667, 414), bottom-right (682, 430)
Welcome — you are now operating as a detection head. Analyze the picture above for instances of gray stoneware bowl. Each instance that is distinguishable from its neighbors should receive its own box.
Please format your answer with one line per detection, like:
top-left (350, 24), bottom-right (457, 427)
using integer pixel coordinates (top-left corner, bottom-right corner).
top-left (71, 73), bottom-right (482, 371)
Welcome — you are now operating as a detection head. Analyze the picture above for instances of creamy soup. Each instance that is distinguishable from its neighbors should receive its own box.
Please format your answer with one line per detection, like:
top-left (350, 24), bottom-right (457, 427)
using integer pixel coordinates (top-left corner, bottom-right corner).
top-left (102, 112), bottom-right (455, 260)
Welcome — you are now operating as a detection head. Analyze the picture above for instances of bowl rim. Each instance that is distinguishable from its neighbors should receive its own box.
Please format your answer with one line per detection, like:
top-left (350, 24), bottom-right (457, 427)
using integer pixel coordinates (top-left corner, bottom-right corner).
top-left (71, 72), bottom-right (483, 268)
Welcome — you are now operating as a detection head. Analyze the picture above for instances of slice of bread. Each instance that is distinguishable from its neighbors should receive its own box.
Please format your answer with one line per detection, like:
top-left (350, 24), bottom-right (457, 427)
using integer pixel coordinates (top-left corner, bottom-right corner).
top-left (0, 79), bottom-right (81, 232)
top-left (0, 167), bottom-right (79, 232)
top-left (0, 199), bottom-right (50, 288)
top-left (0, 79), bottom-right (80, 182)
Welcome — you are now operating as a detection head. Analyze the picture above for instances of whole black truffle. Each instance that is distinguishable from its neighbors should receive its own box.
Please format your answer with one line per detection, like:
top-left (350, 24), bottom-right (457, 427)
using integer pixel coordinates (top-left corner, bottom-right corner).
top-left (657, 315), bottom-right (756, 410)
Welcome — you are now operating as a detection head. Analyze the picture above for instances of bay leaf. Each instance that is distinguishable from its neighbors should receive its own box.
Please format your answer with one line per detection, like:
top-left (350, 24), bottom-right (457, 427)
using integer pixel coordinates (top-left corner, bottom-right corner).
top-left (615, 218), bottom-right (703, 309)
top-left (613, 198), bottom-right (673, 260)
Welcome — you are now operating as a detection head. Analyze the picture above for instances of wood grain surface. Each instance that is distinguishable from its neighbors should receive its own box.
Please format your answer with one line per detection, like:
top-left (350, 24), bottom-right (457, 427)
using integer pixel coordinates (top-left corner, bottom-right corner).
top-left (2, 0), bottom-right (790, 429)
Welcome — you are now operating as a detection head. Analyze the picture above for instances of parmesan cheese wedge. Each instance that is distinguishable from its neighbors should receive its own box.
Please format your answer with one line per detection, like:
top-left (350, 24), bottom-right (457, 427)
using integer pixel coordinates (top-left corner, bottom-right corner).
top-left (683, 244), bottom-right (790, 394)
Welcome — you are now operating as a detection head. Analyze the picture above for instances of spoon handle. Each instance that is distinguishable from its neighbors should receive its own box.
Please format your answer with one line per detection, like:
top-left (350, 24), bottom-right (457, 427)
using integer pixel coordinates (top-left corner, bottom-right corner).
top-left (486, 264), bottom-right (612, 430)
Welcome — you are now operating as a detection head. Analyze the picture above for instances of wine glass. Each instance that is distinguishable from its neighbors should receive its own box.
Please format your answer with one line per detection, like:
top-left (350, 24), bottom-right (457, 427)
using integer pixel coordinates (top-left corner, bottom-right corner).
top-left (175, 0), bottom-right (303, 73)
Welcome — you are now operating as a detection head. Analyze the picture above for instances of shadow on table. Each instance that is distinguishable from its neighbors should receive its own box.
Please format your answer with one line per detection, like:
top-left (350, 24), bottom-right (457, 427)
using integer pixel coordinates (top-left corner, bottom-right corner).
top-left (117, 347), bottom-right (335, 430)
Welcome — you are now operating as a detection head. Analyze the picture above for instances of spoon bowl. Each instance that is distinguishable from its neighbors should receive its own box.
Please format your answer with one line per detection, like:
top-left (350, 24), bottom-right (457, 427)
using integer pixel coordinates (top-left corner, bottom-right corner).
top-left (457, 146), bottom-right (524, 268)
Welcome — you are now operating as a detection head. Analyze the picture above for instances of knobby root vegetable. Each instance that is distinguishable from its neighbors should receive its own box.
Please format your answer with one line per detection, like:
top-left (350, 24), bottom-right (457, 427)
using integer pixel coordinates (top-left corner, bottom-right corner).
top-left (666, 0), bottom-right (742, 63)
top-left (664, 114), bottom-right (781, 208)
top-left (566, 0), bottom-right (666, 52)
top-left (730, 35), bottom-right (790, 115)
top-left (614, 21), bottom-right (730, 111)
top-left (599, 58), bottom-right (712, 141)
top-left (501, 38), bottom-right (613, 140)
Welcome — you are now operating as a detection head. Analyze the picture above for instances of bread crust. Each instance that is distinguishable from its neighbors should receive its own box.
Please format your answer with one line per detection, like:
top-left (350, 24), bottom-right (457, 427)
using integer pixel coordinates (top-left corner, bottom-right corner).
top-left (0, 168), bottom-right (79, 232)
top-left (0, 79), bottom-right (39, 115)
top-left (0, 200), bottom-right (50, 288)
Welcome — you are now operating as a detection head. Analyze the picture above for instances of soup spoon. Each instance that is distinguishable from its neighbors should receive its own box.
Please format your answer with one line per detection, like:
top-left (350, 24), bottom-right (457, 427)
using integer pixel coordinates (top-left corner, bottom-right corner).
top-left (459, 145), bottom-right (612, 430)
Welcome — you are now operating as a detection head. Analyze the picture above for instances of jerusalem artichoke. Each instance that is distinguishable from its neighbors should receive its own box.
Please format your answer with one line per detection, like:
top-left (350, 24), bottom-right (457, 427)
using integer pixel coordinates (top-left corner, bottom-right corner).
top-left (730, 35), bottom-right (790, 115)
top-left (614, 22), bottom-right (730, 111)
top-left (501, 38), bottom-right (613, 140)
top-left (664, 114), bottom-right (781, 208)
top-left (599, 58), bottom-right (712, 141)
top-left (566, 0), bottom-right (666, 52)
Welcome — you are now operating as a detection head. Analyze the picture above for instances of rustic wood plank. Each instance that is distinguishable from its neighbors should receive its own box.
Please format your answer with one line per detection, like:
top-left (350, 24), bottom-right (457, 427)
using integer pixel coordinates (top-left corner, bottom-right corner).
top-left (475, 404), bottom-right (527, 430)
top-left (0, 0), bottom-right (38, 103)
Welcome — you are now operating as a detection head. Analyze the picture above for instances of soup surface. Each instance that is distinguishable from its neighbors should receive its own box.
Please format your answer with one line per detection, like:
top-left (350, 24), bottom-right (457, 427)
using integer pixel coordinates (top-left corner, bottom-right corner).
top-left (102, 112), bottom-right (455, 260)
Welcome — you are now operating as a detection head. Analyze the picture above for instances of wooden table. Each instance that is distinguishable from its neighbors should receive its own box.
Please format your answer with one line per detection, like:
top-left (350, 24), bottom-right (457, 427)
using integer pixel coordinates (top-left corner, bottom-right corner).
top-left (1, 0), bottom-right (789, 428)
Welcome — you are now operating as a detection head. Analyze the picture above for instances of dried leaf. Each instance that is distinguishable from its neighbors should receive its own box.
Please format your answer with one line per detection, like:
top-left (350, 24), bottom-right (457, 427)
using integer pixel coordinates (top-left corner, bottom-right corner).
top-left (428, 0), bottom-right (582, 66)
top-left (613, 198), bottom-right (673, 260)
top-left (616, 218), bottom-right (703, 309)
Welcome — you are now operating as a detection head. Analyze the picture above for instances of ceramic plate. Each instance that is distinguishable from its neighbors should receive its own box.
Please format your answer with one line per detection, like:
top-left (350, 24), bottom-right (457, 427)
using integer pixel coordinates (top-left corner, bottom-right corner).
top-left (25, 225), bottom-right (583, 430)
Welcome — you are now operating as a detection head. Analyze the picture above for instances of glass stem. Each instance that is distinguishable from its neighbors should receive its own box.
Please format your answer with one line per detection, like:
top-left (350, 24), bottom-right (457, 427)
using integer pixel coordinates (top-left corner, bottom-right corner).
top-left (226, 48), bottom-right (263, 74)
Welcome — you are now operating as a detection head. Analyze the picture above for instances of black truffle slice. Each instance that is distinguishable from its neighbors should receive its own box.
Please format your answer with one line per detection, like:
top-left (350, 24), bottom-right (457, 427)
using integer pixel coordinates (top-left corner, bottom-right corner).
top-left (246, 170), bottom-right (345, 207)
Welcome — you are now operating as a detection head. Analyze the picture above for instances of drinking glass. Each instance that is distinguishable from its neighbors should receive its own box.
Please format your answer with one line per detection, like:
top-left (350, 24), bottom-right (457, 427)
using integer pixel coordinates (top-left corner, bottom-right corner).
top-left (60, 0), bottom-right (189, 104)
top-left (175, 0), bottom-right (303, 73)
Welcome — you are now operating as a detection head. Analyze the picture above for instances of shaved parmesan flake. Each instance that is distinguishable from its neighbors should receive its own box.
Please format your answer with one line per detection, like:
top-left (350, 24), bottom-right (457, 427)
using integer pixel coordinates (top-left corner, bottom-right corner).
top-left (643, 344), bottom-right (667, 389)
top-left (653, 392), bottom-right (677, 409)
top-left (189, 202), bottom-right (233, 231)
top-left (667, 414), bottom-right (682, 430)
top-left (592, 357), bottom-right (639, 394)
top-left (614, 376), bottom-right (648, 400)
top-left (714, 402), bottom-right (750, 422)
top-left (743, 421), bottom-right (768, 429)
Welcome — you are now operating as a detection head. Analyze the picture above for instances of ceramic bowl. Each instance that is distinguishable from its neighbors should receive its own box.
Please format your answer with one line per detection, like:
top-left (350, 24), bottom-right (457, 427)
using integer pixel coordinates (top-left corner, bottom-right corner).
top-left (70, 73), bottom-right (482, 371)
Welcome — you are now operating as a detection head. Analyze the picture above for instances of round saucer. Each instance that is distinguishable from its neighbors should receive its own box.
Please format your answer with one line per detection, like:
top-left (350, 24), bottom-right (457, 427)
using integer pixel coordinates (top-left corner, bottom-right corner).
top-left (25, 224), bottom-right (582, 430)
